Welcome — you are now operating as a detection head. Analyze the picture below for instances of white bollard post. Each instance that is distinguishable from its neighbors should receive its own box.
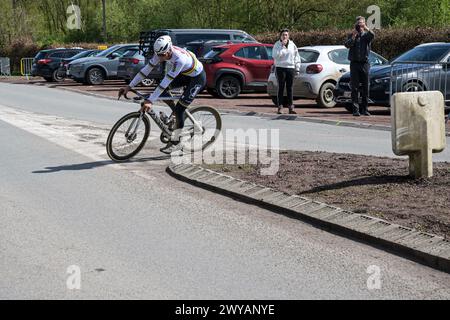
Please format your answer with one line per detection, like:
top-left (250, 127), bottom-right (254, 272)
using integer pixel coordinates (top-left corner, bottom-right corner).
top-left (391, 91), bottom-right (446, 178)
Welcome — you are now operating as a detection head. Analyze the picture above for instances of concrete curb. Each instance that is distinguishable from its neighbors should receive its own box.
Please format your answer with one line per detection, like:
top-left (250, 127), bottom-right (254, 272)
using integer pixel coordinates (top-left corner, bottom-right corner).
top-left (21, 81), bottom-right (450, 136)
top-left (168, 163), bottom-right (450, 273)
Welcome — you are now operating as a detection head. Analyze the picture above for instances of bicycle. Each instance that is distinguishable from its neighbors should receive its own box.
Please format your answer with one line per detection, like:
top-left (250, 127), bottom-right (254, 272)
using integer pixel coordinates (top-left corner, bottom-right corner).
top-left (106, 88), bottom-right (222, 162)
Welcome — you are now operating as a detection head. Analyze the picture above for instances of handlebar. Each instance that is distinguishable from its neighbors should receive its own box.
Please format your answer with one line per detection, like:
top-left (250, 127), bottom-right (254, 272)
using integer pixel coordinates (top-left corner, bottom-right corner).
top-left (117, 88), bottom-right (182, 102)
top-left (118, 88), bottom-right (149, 101)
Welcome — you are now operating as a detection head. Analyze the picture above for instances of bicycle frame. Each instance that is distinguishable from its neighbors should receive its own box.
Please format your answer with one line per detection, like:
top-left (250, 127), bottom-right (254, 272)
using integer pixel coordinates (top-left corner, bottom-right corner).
top-left (119, 88), bottom-right (204, 140)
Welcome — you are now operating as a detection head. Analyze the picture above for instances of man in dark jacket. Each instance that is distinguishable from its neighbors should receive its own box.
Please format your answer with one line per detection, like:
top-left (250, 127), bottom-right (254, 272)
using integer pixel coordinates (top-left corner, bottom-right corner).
top-left (344, 16), bottom-right (375, 116)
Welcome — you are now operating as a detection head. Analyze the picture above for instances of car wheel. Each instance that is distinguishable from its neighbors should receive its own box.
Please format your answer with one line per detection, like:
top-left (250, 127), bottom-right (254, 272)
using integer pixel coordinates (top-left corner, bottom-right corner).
top-left (207, 88), bottom-right (219, 97)
top-left (87, 67), bottom-right (105, 85)
top-left (216, 75), bottom-right (241, 99)
top-left (52, 69), bottom-right (65, 82)
top-left (140, 78), bottom-right (154, 87)
top-left (403, 81), bottom-right (424, 92)
top-left (317, 82), bottom-right (337, 108)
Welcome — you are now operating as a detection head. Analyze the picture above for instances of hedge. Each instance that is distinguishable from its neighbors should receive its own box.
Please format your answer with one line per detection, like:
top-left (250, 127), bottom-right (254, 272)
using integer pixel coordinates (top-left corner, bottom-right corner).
top-left (256, 27), bottom-right (450, 60)
top-left (1, 27), bottom-right (449, 74)
top-left (0, 37), bottom-right (112, 74)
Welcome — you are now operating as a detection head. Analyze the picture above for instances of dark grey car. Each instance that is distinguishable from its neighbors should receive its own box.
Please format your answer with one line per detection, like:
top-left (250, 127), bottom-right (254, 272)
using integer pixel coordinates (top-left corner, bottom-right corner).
top-left (117, 49), bottom-right (154, 87)
top-left (334, 42), bottom-right (450, 111)
top-left (67, 44), bottom-right (139, 85)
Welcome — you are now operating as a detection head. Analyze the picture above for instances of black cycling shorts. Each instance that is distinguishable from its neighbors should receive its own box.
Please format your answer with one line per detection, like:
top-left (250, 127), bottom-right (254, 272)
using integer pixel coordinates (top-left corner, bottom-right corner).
top-left (166, 70), bottom-right (206, 108)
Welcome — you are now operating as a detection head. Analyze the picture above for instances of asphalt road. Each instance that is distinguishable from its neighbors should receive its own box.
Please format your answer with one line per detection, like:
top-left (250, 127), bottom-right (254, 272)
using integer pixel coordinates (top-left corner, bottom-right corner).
top-left (1, 82), bottom-right (450, 160)
top-left (1, 83), bottom-right (450, 299)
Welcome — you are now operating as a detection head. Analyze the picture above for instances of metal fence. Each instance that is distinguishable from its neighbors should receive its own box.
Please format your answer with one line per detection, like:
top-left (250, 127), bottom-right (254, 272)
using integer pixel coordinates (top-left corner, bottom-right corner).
top-left (0, 57), bottom-right (11, 76)
top-left (20, 57), bottom-right (34, 79)
top-left (390, 61), bottom-right (449, 105)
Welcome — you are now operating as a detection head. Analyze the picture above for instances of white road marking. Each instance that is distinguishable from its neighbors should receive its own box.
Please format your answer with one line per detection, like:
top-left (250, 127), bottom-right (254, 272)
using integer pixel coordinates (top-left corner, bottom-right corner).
top-left (0, 104), bottom-right (279, 173)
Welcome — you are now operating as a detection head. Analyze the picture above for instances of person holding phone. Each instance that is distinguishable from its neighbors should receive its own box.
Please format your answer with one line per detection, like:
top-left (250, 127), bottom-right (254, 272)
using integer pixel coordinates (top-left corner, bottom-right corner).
top-left (273, 29), bottom-right (301, 114)
top-left (344, 16), bottom-right (375, 116)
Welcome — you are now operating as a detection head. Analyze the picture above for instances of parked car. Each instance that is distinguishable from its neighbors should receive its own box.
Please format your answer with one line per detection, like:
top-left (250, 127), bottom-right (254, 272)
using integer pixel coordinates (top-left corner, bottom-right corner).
top-left (57, 49), bottom-right (101, 79)
top-left (31, 48), bottom-right (85, 82)
top-left (334, 42), bottom-right (450, 112)
top-left (200, 43), bottom-right (274, 98)
top-left (184, 39), bottom-right (251, 58)
top-left (117, 48), bottom-right (154, 87)
top-left (138, 29), bottom-right (258, 82)
top-left (67, 44), bottom-right (139, 85)
top-left (267, 45), bottom-right (388, 108)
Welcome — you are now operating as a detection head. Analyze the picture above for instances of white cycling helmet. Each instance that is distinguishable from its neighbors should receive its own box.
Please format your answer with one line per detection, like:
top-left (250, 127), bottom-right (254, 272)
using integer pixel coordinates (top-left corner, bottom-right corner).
top-left (154, 35), bottom-right (172, 55)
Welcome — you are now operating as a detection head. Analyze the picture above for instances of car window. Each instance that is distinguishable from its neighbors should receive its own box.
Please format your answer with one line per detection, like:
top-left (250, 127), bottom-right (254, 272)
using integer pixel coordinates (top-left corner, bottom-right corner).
top-left (96, 45), bottom-right (120, 57)
top-left (49, 51), bottom-right (66, 58)
top-left (298, 50), bottom-right (320, 63)
top-left (113, 47), bottom-right (138, 57)
top-left (34, 51), bottom-right (48, 60)
top-left (235, 46), bottom-right (267, 60)
top-left (175, 34), bottom-right (231, 46)
top-left (233, 34), bottom-right (256, 42)
top-left (203, 47), bottom-right (227, 59)
top-left (88, 51), bottom-right (100, 57)
top-left (123, 49), bottom-right (138, 58)
top-left (394, 46), bottom-right (450, 62)
top-left (70, 51), bottom-right (90, 60)
top-left (266, 47), bottom-right (273, 60)
top-left (368, 52), bottom-right (388, 66)
top-left (65, 51), bottom-right (81, 58)
top-left (328, 49), bottom-right (350, 65)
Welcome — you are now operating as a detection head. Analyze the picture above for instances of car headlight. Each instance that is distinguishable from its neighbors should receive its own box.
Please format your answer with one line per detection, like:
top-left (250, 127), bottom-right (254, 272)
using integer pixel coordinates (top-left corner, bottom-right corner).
top-left (374, 77), bottom-right (390, 84)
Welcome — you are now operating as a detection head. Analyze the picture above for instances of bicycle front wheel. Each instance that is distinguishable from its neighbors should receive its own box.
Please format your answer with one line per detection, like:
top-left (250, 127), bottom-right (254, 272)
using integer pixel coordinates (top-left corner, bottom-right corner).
top-left (106, 112), bottom-right (150, 162)
top-left (182, 105), bottom-right (222, 152)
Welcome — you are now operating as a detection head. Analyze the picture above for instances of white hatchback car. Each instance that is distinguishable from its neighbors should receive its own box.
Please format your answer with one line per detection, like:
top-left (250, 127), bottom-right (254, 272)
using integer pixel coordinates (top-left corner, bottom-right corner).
top-left (267, 45), bottom-right (387, 108)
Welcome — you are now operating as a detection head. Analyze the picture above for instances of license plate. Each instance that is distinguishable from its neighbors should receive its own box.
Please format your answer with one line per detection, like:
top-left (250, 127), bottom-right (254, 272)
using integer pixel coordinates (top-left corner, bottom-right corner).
top-left (343, 91), bottom-right (351, 98)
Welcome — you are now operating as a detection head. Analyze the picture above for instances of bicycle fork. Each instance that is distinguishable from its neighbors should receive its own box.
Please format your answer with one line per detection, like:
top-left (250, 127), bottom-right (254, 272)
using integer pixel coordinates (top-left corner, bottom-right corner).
top-left (125, 112), bottom-right (145, 143)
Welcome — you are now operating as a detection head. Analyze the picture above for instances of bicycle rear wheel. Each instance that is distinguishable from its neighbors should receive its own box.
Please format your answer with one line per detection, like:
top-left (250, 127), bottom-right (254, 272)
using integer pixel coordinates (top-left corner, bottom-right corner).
top-left (181, 105), bottom-right (222, 152)
top-left (106, 112), bottom-right (150, 162)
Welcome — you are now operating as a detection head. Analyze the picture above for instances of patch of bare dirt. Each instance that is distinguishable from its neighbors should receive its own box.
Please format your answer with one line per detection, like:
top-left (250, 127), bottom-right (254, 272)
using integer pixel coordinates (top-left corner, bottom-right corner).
top-left (203, 151), bottom-right (450, 238)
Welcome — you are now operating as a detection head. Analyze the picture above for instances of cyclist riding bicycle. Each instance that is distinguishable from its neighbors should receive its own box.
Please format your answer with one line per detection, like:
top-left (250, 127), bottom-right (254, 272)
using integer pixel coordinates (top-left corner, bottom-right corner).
top-left (119, 35), bottom-right (206, 154)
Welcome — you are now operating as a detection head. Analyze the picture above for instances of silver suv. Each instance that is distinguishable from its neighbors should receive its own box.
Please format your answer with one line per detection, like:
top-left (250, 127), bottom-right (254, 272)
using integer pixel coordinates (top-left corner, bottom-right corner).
top-left (67, 44), bottom-right (138, 85)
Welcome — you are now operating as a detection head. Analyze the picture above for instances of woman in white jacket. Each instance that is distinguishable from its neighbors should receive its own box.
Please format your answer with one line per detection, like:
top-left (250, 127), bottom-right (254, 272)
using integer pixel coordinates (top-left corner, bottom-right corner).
top-left (273, 29), bottom-right (301, 114)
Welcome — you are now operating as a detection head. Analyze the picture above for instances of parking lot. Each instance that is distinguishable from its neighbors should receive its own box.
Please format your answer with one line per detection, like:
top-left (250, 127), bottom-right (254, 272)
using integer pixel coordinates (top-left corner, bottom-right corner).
top-left (2, 76), bottom-right (410, 129)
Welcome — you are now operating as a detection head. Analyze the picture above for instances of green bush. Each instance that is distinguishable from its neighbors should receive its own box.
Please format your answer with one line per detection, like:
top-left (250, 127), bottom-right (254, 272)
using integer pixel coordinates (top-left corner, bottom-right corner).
top-left (1, 27), bottom-right (448, 74)
top-left (0, 37), bottom-right (114, 74)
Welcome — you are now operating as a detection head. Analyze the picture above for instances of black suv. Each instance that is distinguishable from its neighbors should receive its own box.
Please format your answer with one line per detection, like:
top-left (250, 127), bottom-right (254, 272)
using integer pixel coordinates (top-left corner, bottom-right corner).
top-left (31, 48), bottom-right (85, 82)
